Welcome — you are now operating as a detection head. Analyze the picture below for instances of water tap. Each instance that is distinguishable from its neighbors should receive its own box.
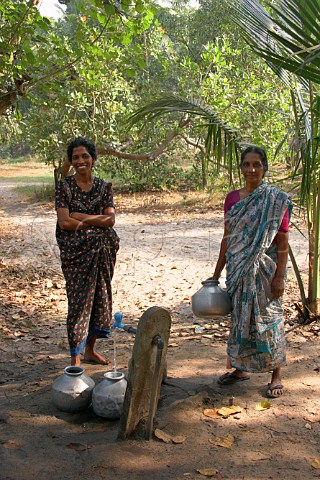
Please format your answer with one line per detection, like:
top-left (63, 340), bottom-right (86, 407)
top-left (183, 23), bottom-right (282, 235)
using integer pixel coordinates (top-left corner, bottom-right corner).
top-left (113, 312), bottom-right (137, 334)
top-left (113, 312), bottom-right (124, 329)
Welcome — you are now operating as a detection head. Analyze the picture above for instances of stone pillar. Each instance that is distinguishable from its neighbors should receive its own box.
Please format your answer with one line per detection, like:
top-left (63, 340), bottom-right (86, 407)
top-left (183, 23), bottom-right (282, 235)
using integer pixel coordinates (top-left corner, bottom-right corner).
top-left (118, 306), bottom-right (171, 440)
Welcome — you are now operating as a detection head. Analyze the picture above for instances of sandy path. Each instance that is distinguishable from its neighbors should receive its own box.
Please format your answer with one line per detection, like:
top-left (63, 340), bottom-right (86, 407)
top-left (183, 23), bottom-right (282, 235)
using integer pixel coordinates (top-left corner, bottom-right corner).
top-left (1, 182), bottom-right (319, 480)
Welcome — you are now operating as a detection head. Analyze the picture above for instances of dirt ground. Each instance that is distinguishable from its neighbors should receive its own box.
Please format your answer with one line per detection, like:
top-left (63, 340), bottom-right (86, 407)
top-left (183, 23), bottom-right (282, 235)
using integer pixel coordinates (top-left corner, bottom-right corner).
top-left (1, 173), bottom-right (320, 480)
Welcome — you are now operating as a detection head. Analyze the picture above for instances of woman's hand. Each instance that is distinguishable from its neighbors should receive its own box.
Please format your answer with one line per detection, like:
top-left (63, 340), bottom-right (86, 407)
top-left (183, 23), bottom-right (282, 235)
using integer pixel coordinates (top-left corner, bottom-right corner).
top-left (271, 275), bottom-right (285, 299)
top-left (70, 208), bottom-right (115, 228)
top-left (57, 208), bottom-right (86, 231)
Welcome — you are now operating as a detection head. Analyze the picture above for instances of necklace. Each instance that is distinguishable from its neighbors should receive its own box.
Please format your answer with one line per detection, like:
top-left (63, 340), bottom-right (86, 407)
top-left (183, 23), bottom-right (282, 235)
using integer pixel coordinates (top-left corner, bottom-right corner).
top-left (76, 177), bottom-right (93, 192)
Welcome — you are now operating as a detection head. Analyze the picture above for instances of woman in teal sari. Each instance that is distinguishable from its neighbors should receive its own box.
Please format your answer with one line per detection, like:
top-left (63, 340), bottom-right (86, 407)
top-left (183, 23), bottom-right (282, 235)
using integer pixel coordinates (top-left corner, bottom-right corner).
top-left (213, 146), bottom-right (292, 398)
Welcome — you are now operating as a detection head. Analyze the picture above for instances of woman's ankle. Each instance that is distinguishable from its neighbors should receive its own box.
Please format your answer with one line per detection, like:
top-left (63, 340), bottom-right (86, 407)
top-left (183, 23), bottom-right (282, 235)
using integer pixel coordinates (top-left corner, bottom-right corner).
top-left (71, 355), bottom-right (81, 366)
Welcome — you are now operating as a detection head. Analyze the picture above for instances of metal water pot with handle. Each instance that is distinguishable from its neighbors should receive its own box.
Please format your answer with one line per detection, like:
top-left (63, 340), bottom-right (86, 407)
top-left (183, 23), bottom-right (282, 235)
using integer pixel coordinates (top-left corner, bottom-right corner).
top-left (191, 278), bottom-right (232, 319)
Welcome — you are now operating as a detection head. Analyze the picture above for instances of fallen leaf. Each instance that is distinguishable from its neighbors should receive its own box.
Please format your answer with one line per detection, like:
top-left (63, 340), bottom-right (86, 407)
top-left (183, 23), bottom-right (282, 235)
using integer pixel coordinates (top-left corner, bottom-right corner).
top-left (154, 429), bottom-right (186, 444)
top-left (197, 468), bottom-right (219, 477)
top-left (168, 343), bottom-right (179, 348)
top-left (209, 434), bottom-right (235, 448)
top-left (311, 458), bottom-right (320, 469)
top-left (217, 406), bottom-right (242, 417)
top-left (255, 401), bottom-right (272, 411)
top-left (172, 435), bottom-right (187, 444)
top-left (303, 413), bottom-right (320, 423)
top-left (2, 439), bottom-right (23, 449)
top-left (203, 408), bottom-right (221, 419)
top-left (67, 442), bottom-right (92, 452)
top-left (154, 429), bottom-right (172, 444)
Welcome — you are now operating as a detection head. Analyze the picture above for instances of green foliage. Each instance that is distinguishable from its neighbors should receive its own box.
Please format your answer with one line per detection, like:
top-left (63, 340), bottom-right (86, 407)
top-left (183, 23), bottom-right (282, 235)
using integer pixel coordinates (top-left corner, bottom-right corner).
top-left (13, 182), bottom-right (55, 202)
top-left (0, 0), bottom-right (294, 195)
top-left (95, 154), bottom-right (204, 191)
top-left (230, 0), bottom-right (320, 311)
top-left (229, 0), bottom-right (320, 84)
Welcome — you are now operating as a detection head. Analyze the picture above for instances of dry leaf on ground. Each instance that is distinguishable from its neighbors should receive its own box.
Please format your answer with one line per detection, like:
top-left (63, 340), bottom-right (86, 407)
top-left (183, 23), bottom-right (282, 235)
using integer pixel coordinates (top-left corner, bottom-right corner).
top-left (197, 468), bottom-right (219, 477)
top-left (217, 406), bottom-right (242, 417)
top-left (209, 434), bottom-right (235, 448)
top-left (154, 429), bottom-right (186, 444)
top-left (311, 458), bottom-right (320, 469)
top-left (67, 442), bottom-right (92, 452)
top-left (2, 439), bottom-right (23, 449)
top-left (255, 401), bottom-right (271, 411)
top-left (171, 435), bottom-right (187, 444)
top-left (203, 408), bottom-right (221, 419)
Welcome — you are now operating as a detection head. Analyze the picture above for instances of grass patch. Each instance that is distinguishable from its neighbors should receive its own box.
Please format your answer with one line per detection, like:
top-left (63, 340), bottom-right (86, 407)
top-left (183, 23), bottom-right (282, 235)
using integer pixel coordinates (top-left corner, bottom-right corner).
top-left (14, 183), bottom-right (55, 203)
top-left (0, 155), bottom-right (44, 165)
top-left (0, 175), bottom-right (53, 183)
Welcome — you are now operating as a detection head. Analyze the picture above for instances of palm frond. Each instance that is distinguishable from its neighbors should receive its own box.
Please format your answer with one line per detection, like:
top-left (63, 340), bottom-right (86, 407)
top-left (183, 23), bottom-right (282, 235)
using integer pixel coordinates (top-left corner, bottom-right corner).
top-left (230, 0), bottom-right (320, 85)
top-left (127, 95), bottom-right (241, 178)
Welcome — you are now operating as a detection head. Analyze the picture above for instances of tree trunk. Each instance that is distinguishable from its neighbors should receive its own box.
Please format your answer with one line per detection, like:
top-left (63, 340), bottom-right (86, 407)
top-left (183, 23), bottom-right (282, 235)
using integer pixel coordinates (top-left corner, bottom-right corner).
top-left (200, 153), bottom-right (208, 189)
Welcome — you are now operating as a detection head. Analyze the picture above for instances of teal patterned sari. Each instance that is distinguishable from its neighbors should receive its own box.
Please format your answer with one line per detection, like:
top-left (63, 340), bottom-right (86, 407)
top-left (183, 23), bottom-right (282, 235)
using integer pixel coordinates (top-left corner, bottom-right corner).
top-left (225, 183), bottom-right (292, 373)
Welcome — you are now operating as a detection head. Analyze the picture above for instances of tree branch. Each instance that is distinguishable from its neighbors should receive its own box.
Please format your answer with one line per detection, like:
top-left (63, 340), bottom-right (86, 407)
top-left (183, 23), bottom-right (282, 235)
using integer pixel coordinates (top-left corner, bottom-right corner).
top-left (98, 119), bottom-right (191, 161)
top-left (181, 134), bottom-right (205, 153)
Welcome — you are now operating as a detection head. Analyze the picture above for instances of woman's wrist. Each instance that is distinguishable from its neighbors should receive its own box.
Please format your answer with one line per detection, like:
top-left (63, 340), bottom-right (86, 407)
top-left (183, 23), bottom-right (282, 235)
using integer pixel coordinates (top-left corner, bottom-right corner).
top-left (274, 272), bottom-right (286, 279)
top-left (275, 271), bottom-right (286, 277)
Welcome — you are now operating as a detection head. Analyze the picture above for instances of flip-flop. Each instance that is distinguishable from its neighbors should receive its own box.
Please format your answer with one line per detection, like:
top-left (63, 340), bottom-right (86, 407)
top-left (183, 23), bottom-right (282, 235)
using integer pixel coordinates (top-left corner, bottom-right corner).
top-left (217, 372), bottom-right (250, 385)
top-left (266, 383), bottom-right (284, 398)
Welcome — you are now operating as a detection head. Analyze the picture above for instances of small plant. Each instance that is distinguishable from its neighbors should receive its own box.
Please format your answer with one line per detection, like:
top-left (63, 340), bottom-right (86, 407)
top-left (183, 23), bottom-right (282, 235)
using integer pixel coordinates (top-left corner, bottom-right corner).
top-left (14, 183), bottom-right (55, 203)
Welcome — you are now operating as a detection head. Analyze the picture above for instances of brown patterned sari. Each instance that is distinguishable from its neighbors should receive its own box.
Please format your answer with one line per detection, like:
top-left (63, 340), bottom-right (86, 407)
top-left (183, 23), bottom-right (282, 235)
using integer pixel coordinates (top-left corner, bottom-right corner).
top-left (55, 176), bottom-right (119, 356)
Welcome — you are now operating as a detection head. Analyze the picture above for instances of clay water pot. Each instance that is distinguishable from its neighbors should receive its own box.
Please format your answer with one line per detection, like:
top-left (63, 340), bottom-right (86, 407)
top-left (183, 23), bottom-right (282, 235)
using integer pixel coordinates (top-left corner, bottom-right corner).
top-left (51, 366), bottom-right (95, 413)
top-left (191, 279), bottom-right (232, 319)
top-left (92, 371), bottom-right (127, 420)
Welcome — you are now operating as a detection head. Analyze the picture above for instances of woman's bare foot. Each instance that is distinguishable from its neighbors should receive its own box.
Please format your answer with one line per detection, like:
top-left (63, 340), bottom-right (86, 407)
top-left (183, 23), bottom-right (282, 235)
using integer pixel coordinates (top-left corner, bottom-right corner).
top-left (83, 351), bottom-right (110, 365)
top-left (71, 355), bottom-right (81, 366)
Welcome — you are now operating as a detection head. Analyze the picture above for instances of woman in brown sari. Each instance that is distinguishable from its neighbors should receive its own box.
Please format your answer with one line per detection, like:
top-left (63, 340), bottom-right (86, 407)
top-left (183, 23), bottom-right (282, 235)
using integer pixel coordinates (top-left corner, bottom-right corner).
top-left (55, 137), bottom-right (119, 366)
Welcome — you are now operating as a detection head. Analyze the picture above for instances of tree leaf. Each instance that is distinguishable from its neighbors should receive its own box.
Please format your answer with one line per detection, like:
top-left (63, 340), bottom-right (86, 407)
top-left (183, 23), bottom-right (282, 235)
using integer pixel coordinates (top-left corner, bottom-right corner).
top-left (197, 468), bottom-right (219, 476)
top-left (154, 429), bottom-right (186, 444)
top-left (311, 458), bottom-right (320, 469)
top-left (209, 434), bottom-right (235, 448)
top-left (203, 408), bottom-right (221, 419)
top-left (2, 439), bottom-right (23, 449)
top-left (67, 442), bottom-right (92, 451)
top-left (154, 429), bottom-right (172, 443)
top-left (255, 401), bottom-right (272, 411)
top-left (217, 405), bottom-right (242, 417)
top-left (171, 435), bottom-right (187, 444)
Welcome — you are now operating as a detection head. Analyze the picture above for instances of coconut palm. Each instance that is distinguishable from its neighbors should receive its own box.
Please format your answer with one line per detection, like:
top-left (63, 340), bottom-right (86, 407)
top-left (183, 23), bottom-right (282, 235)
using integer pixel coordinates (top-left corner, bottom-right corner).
top-left (127, 1), bottom-right (320, 317)
top-left (127, 95), bottom-right (241, 185)
top-left (229, 0), bottom-right (320, 85)
top-left (228, 0), bottom-right (320, 316)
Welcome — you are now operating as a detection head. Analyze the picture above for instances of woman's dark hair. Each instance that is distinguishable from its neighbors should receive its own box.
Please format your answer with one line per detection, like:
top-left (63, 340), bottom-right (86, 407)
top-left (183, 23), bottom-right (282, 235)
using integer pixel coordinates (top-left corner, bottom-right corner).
top-left (67, 137), bottom-right (97, 163)
top-left (240, 145), bottom-right (268, 172)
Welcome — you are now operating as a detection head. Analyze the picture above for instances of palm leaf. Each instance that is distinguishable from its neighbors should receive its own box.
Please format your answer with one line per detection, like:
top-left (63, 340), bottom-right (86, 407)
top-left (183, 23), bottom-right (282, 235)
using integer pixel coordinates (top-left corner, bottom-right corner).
top-left (127, 95), bottom-right (241, 178)
top-left (230, 0), bottom-right (320, 84)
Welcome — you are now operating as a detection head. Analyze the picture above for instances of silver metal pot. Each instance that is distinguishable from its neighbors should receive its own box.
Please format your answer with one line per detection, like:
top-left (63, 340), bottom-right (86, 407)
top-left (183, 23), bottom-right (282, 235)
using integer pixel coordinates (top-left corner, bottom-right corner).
top-left (51, 366), bottom-right (95, 413)
top-left (92, 371), bottom-right (127, 419)
top-left (191, 279), bottom-right (232, 318)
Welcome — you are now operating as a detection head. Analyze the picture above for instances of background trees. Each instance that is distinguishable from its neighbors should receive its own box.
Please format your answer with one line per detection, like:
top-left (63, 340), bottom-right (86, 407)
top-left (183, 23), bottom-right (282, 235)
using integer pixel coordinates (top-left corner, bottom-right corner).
top-left (0, 0), bottom-right (292, 189)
